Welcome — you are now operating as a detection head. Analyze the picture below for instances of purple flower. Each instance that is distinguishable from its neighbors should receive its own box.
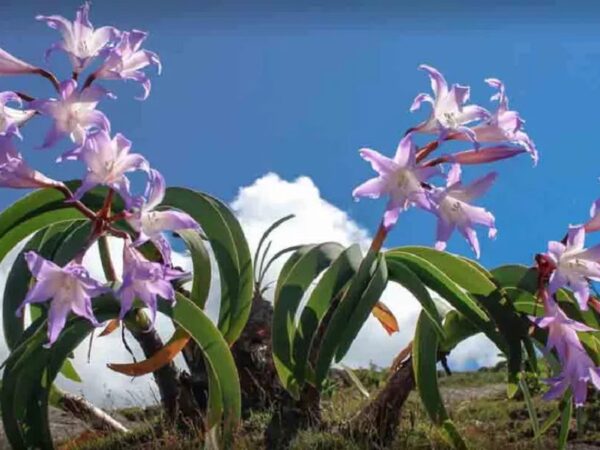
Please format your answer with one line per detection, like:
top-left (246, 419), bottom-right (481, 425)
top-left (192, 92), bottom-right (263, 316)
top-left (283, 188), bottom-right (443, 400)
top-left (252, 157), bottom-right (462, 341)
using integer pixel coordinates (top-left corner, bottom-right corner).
top-left (545, 226), bottom-right (600, 309)
top-left (30, 80), bottom-right (111, 148)
top-left (117, 244), bottom-right (185, 322)
top-left (459, 79), bottom-right (538, 164)
top-left (0, 48), bottom-right (39, 76)
top-left (430, 164), bottom-right (497, 258)
top-left (0, 91), bottom-right (35, 138)
top-left (16, 252), bottom-right (107, 346)
top-left (127, 169), bottom-right (198, 263)
top-left (36, 2), bottom-right (120, 73)
top-left (94, 30), bottom-right (161, 100)
top-left (0, 136), bottom-right (59, 189)
top-left (410, 65), bottom-right (489, 144)
top-left (533, 298), bottom-right (600, 407)
top-left (60, 129), bottom-right (149, 205)
top-left (352, 133), bottom-right (440, 230)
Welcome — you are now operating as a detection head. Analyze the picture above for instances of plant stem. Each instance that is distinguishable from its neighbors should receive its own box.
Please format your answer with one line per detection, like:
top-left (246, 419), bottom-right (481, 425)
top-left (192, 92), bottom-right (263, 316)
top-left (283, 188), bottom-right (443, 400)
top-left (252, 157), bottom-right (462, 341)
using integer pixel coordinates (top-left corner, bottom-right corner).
top-left (82, 73), bottom-right (96, 90)
top-left (98, 235), bottom-right (117, 282)
top-left (415, 140), bottom-right (440, 163)
top-left (35, 68), bottom-right (60, 92)
top-left (370, 221), bottom-right (388, 254)
top-left (53, 184), bottom-right (97, 220)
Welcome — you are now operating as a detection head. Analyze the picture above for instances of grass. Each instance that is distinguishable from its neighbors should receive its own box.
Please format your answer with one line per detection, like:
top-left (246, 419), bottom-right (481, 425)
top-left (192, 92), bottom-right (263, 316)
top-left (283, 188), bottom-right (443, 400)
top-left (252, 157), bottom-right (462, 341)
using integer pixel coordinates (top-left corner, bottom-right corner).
top-left (65, 366), bottom-right (600, 449)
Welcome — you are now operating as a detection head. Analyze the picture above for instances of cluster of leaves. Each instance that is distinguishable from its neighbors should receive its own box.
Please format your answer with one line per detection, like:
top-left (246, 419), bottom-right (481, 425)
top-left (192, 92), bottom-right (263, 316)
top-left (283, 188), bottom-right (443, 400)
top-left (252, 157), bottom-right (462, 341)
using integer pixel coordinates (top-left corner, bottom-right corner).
top-left (270, 238), bottom-right (597, 449)
top-left (0, 184), bottom-right (254, 449)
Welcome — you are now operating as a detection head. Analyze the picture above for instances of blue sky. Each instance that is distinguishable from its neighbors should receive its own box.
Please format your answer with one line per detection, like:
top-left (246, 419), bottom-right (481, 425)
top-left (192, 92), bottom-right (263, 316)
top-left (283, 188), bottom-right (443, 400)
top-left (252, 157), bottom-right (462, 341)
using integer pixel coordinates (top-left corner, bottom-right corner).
top-left (1, 0), bottom-right (600, 270)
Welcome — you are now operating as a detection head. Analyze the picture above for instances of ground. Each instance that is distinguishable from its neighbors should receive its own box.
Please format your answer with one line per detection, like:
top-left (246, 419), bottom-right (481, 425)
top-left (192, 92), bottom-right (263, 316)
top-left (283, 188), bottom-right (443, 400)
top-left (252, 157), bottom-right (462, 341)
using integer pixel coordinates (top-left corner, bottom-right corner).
top-left (8, 367), bottom-right (600, 449)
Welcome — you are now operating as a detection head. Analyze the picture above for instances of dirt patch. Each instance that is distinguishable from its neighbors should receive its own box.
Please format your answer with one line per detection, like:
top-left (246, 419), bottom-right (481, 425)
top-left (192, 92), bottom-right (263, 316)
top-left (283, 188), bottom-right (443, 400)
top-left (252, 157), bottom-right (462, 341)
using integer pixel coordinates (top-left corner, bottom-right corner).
top-left (441, 383), bottom-right (506, 406)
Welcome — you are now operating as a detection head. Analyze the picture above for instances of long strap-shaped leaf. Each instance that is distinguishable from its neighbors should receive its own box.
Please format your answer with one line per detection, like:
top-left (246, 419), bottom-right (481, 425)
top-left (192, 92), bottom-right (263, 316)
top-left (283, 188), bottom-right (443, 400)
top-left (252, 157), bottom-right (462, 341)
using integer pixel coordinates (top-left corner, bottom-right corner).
top-left (386, 250), bottom-right (504, 350)
top-left (0, 184), bottom-right (111, 242)
top-left (292, 244), bottom-right (362, 386)
top-left (2, 294), bottom-right (240, 450)
top-left (386, 258), bottom-right (445, 339)
top-left (334, 253), bottom-right (388, 361)
top-left (314, 251), bottom-right (386, 387)
top-left (391, 247), bottom-right (529, 397)
top-left (0, 209), bottom-right (85, 265)
top-left (272, 242), bottom-right (345, 397)
top-left (413, 310), bottom-right (468, 450)
top-left (162, 188), bottom-right (253, 344)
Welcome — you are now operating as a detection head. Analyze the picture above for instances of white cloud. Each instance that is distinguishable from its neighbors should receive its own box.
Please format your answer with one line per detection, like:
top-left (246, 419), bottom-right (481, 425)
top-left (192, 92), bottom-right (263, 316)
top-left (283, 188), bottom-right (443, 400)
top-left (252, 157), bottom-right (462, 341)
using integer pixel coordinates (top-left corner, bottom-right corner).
top-left (230, 172), bottom-right (500, 371)
top-left (0, 172), bottom-right (500, 407)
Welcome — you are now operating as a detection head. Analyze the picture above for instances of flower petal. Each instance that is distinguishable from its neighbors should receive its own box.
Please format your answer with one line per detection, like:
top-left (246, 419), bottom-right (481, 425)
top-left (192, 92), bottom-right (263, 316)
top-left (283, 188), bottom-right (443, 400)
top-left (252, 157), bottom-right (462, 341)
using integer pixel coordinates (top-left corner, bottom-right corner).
top-left (359, 148), bottom-right (397, 176)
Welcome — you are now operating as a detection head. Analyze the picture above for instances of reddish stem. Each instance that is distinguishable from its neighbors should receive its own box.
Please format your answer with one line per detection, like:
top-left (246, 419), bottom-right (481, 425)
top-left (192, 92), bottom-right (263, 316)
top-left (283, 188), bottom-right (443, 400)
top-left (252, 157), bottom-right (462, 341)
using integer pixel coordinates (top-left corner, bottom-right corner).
top-left (15, 92), bottom-right (35, 102)
top-left (82, 73), bottom-right (96, 90)
top-left (415, 140), bottom-right (440, 163)
top-left (35, 68), bottom-right (60, 92)
top-left (370, 221), bottom-right (388, 254)
top-left (53, 184), bottom-right (97, 220)
top-left (99, 189), bottom-right (115, 220)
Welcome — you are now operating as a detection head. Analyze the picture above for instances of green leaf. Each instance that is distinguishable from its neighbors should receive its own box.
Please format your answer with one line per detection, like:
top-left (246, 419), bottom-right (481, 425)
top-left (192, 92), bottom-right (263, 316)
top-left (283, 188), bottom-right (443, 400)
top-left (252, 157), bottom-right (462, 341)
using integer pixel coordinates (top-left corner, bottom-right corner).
top-left (439, 310), bottom-right (479, 353)
top-left (0, 184), bottom-right (110, 243)
top-left (178, 230), bottom-right (212, 309)
top-left (519, 374), bottom-right (540, 439)
top-left (0, 189), bottom-right (67, 240)
top-left (162, 293), bottom-right (241, 445)
top-left (310, 252), bottom-right (388, 386)
top-left (386, 258), bottom-right (445, 339)
top-left (559, 394), bottom-right (573, 450)
top-left (253, 214), bottom-right (294, 283)
top-left (2, 293), bottom-right (241, 450)
top-left (334, 253), bottom-right (387, 362)
top-left (491, 264), bottom-right (538, 293)
top-left (162, 188), bottom-right (253, 344)
top-left (441, 420), bottom-right (468, 450)
top-left (52, 221), bottom-right (94, 266)
top-left (391, 250), bottom-right (532, 396)
top-left (272, 242), bottom-right (345, 396)
top-left (413, 310), bottom-right (468, 449)
top-left (293, 244), bottom-right (362, 386)
top-left (3, 230), bottom-right (48, 351)
top-left (537, 408), bottom-right (560, 437)
top-left (340, 364), bottom-right (370, 398)
top-left (0, 209), bottom-right (85, 266)
top-left (386, 250), bottom-right (503, 350)
top-left (392, 246), bottom-right (496, 295)
top-left (59, 359), bottom-right (82, 383)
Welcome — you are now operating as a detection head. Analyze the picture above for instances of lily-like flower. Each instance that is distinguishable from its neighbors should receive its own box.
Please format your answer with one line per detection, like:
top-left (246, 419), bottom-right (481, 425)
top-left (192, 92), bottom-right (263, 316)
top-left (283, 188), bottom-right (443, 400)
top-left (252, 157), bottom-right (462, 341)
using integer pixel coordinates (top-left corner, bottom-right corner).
top-left (0, 136), bottom-right (59, 189)
top-left (117, 244), bottom-right (186, 322)
top-left (533, 297), bottom-right (600, 407)
top-left (430, 164), bottom-right (497, 258)
top-left (0, 92), bottom-right (35, 138)
top-left (410, 65), bottom-right (489, 144)
top-left (94, 30), bottom-right (161, 100)
top-left (61, 129), bottom-right (149, 205)
top-left (16, 252), bottom-right (107, 346)
top-left (36, 2), bottom-right (120, 73)
top-left (30, 79), bottom-right (111, 148)
top-left (127, 169), bottom-right (198, 263)
top-left (0, 48), bottom-right (39, 76)
top-left (454, 79), bottom-right (538, 164)
top-left (353, 133), bottom-right (440, 230)
top-left (545, 225), bottom-right (600, 309)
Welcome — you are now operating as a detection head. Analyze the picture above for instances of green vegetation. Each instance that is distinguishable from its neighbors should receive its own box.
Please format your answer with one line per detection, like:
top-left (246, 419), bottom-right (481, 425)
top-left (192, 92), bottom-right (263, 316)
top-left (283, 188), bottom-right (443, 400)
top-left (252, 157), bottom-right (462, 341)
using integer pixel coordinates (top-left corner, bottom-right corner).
top-left (65, 366), bottom-right (600, 449)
